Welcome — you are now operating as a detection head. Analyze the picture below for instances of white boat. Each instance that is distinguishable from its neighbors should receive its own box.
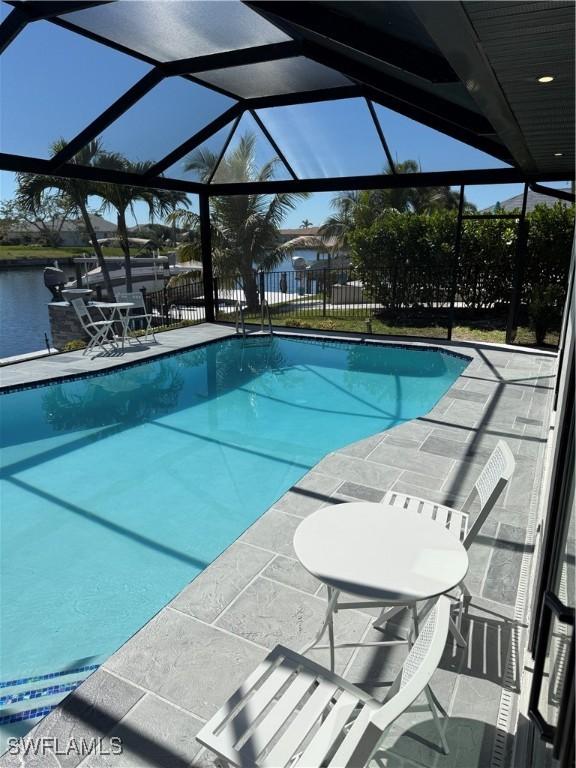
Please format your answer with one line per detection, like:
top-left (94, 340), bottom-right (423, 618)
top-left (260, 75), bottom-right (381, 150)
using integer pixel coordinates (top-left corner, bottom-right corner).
top-left (65, 254), bottom-right (202, 294)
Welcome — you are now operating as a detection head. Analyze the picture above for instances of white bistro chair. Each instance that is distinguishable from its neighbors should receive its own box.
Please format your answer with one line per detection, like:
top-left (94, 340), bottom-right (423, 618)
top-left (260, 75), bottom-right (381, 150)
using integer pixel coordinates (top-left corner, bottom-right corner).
top-left (117, 291), bottom-right (155, 342)
top-left (196, 596), bottom-right (451, 768)
top-left (71, 299), bottom-right (117, 355)
top-left (332, 440), bottom-right (516, 642)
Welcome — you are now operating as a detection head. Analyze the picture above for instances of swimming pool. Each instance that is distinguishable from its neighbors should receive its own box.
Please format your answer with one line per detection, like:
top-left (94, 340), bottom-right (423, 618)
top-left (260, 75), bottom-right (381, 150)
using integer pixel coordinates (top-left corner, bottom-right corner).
top-left (0, 335), bottom-right (469, 741)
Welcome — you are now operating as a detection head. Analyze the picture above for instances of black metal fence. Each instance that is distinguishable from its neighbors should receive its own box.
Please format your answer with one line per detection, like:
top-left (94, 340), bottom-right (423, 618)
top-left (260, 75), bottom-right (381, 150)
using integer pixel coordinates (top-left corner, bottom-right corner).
top-left (216, 268), bottom-right (382, 320)
top-left (142, 281), bottom-right (205, 328)
top-left (213, 267), bottom-right (525, 341)
top-left (144, 263), bottom-right (564, 346)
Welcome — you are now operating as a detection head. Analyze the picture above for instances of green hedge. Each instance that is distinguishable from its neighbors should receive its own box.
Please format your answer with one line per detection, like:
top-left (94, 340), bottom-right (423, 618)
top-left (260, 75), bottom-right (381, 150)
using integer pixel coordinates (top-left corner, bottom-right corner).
top-left (349, 202), bottom-right (574, 312)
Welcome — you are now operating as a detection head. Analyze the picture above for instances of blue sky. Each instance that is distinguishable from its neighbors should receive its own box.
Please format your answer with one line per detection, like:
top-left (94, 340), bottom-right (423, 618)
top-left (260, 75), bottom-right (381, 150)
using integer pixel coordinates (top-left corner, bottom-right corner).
top-left (0, 11), bottom-right (567, 229)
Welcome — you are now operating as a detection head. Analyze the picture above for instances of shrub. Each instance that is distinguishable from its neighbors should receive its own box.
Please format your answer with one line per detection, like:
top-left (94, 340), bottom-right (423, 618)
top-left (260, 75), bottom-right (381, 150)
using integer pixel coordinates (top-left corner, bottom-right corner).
top-left (349, 203), bottom-right (574, 316)
top-left (62, 339), bottom-right (87, 352)
top-left (524, 203), bottom-right (575, 299)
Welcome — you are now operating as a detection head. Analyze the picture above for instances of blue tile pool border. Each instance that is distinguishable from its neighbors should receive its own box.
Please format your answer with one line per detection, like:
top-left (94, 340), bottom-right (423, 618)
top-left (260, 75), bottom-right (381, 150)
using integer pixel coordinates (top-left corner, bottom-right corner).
top-left (0, 331), bottom-right (472, 396)
top-left (0, 681), bottom-right (82, 708)
top-left (0, 664), bottom-right (100, 690)
top-left (0, 705), bottom-right (57, 725)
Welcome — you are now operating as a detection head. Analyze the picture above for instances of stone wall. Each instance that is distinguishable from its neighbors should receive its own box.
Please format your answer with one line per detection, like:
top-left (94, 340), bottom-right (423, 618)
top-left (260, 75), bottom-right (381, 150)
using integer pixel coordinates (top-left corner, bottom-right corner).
top-left (48, 303), bottom-right (88, 350)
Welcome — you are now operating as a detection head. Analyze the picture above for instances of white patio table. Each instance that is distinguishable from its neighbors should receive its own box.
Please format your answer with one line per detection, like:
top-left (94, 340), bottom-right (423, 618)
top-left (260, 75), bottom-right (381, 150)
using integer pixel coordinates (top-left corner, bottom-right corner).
top-left (294, 501), bottom-right (469, 669)
top-left (90, 301), bottom-right (134, 349)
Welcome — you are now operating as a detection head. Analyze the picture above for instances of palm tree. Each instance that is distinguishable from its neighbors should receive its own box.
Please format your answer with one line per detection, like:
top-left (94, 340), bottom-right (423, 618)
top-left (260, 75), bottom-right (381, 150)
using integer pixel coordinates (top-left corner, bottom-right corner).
top-left (317, 190), bottom-right (361, 253)
top-left (15, 139), bottom-right (117, 300)
top-left (319, 159), bottom-right (475, 246)
top-left (376, 160), bottom-right (475, 213)
top-left (315, 163), bottom-right (416, 253)
top-left (411, 184), bottom-right (471, 213)
top-left (372, 160), bottom-right (420, 213)
top-left (168, 134), bottom-right (308, 312)
top-left (98, 157), bottom-right (189, 291)
top-left (300, 218), bottom-right (313, 228)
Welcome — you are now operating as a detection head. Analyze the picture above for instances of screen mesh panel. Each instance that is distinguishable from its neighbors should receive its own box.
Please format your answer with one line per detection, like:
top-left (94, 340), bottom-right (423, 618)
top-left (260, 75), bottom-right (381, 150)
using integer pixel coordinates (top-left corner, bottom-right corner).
top-left (61, 0), bottom-right (291, 63)
top-left (372, 103), bottom-right (510, 171)
top-left (89, 78), bottom-right (236, 170)
top-left (164, 124), bottom-right (234, 182)
top-left (1, 21), bottom-right (149, 159)
top-left (257, 99), bottom-right (387, 178)
top-left (211, 113), bottom-right (292, 183)
top-left (194, 57), bottom-right (352, 99)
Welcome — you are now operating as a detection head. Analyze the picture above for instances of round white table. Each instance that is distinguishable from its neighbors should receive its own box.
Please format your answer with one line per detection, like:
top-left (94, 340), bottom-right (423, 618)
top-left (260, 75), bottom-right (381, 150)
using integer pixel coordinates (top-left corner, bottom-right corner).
top-left (90, 302), bottom-right (134, 348)
top-left (294, 501), bottom-right (469, 605)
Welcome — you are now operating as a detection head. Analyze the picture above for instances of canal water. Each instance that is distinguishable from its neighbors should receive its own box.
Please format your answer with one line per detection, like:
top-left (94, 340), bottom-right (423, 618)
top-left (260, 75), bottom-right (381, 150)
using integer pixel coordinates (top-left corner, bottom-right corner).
top-left (0, 269), bottom-right (52, 358)
top-left (0, 251), bottom-right (318, 359)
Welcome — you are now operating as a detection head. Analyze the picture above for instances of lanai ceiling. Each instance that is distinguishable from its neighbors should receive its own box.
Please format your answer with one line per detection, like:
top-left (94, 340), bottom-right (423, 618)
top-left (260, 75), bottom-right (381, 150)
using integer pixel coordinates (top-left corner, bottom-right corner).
top-left (0, 0), bottom-right (573, 193)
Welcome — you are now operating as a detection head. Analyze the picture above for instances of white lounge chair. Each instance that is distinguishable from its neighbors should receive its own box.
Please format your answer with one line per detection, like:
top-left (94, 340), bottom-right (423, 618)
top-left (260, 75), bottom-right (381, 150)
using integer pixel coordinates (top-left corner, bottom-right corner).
top-left (117, 291), bottom-right (155, 342)
top-left (71, 298), bottom-right (117, 356)
top-left (329, 440), bottom-right (516, 645)
top-left (196, 596), bottom-right (451, 768)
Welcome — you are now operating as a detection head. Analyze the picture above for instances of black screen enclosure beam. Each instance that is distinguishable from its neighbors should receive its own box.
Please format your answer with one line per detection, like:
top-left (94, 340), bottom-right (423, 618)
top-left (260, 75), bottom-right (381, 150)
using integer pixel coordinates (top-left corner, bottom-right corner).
top-left (49, 68), bottom-right (166, 169)
top-left (448, 185), bottom-right (465, 340)
top-left (162, 41), bottom-right (302, 76)
top-left (1, 152), bottom-right (573, 196)
top-left (146, 86), bottom-right (360, 181)
top-left (0, 6), bottom-right (29, 53)
top-left (250, 110), bottom-right (299, 181)
top-left (0, 1), bottom-right (110, 54)
top-left (505, 184), bottom-right (529, 344)
top-left (144, 104), bottom-right (243, 180)
top-left (365, 99), bottom-right (396, 173)
top-left (199, 193), bottom-right (215, 323)
top-left (410, 0), bottom-right (537, 173)
top-left (244, 1), bottom-right (458, 85)
top-left (207, 116), bottom-right (242, 184)
top-left (530, 183), bottom-right (575, 204)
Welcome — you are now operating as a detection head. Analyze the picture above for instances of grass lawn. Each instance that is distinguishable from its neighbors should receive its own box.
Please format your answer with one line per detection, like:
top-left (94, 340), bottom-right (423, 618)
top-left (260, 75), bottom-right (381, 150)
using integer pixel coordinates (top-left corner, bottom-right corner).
top-left (0, 246), bottom-right (129, 260)
top-left (238, 310), bottom-right (559, 348)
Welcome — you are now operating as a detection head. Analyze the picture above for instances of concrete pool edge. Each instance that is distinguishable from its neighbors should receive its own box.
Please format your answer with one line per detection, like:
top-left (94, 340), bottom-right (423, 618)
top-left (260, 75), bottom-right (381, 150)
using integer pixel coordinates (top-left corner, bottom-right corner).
top-left (0, 327), bottom-right (557, 768)
top-left (1, 321), bottom-right (555, 393)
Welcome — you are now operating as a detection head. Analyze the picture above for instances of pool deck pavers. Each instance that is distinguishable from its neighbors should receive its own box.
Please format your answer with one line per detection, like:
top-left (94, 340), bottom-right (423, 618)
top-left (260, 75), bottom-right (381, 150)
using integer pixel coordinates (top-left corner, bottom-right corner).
top-left (0, 324), bottom-right (236, 391)
top-left (0, 325), bottom-right (557, 768)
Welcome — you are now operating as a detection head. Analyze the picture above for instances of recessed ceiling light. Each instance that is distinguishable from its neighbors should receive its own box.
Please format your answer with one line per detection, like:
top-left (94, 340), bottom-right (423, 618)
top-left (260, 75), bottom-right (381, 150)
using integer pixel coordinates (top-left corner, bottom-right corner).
top-left (554, 152), bottom-right (563, 156)
top-left (537, 75), bottom-right (555, 83)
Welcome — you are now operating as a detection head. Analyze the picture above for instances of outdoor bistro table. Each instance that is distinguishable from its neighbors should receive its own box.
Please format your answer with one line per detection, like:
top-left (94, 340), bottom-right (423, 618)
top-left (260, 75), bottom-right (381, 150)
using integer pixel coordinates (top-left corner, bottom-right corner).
top-left (294, 501), bottom-right (469, 668)
top-left (90, 301), bottom-right (134, 349)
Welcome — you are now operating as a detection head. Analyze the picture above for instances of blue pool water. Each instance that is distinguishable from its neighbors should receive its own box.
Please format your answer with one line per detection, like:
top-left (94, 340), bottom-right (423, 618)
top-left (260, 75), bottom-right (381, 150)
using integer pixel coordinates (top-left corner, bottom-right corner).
top-left (0, 336), bottom-right (468, 735)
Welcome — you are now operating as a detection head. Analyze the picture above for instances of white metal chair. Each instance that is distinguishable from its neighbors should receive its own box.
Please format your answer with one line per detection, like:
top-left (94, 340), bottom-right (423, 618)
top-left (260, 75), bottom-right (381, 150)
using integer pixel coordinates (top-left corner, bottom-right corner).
top-left (71, 298), bottom-right (117, 356)
top-left (384, 439), bottom-right (515, 553)
top-left (381, 439), bottom-right (515, 622)
top-left (117, 291), bottom-right (155, 342)
top-left (323, 440), bottom-right (516, 652)
top-left (196, 596), bottom-right (451, 768)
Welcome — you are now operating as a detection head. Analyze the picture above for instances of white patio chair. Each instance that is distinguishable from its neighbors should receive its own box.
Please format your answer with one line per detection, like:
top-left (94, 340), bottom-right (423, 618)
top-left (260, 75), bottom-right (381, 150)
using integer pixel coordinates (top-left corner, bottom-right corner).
top-left (325, 440), bottom-right (515, 649)
top-left (71, 299), bottom-right (117, 356)
top-left (381, 439), bottom-right (515, 624)
top-left (196, 596), bottom-right (451, 768)
top-left (116, 291), bottom-right (155, 342)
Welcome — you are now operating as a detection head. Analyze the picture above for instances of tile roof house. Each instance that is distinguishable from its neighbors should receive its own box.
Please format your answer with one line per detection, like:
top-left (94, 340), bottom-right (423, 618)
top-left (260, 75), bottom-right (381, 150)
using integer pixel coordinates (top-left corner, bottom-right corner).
top-left (278, 227), bottom-right (321, 242)
top-left (482, 187), bottom-right (573, 213)
top-left (2, 214), bottom-right (117, 246)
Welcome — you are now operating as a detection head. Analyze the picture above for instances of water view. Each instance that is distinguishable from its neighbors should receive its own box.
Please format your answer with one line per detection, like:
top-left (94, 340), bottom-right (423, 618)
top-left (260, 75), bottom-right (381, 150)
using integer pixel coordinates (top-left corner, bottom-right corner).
top-left (0, 269), bottom-right (52, 358)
